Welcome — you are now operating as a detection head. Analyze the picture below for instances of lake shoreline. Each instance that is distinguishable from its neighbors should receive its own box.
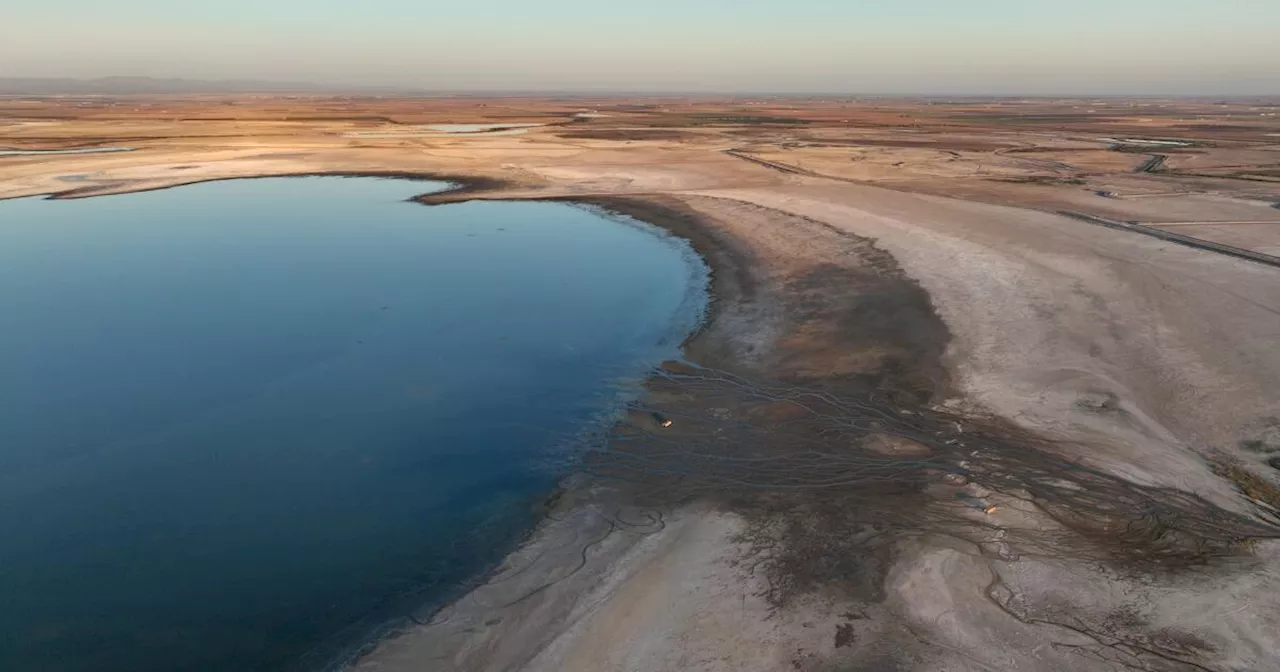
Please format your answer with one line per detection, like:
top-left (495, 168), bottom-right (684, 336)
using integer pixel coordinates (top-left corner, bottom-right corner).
top-left (321, 186), bottom-right (729, 672)
top-left (346, 175), bottom-right (968, 671)
top-left (30, 170), bottom-right (513, 201)
top-left (327, 182), bottom-right (768, 672)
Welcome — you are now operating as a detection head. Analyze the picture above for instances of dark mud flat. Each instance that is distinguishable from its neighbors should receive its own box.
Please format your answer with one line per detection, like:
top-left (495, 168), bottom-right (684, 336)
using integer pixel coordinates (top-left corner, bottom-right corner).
top-left (354, 189), bottom-right (1280, 672)
top-left (583, 195), bottom-right (1275, 579)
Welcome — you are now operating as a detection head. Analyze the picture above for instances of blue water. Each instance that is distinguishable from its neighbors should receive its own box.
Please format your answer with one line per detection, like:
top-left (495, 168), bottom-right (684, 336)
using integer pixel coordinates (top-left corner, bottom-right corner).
top-left (0, 177), bottom-right (706, 671)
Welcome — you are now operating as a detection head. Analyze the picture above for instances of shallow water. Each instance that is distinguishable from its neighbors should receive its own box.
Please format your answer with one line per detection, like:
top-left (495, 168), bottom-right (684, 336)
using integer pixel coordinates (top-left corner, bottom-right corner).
top-left (0, 177), bottom-right (706, 671)
top-left (0, 146), bottom-right (134, 156)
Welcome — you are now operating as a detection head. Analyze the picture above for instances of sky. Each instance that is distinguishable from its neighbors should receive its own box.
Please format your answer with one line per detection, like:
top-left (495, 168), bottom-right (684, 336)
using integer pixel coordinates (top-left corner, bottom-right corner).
top-left (4, 0), bottom-right (1278, 94)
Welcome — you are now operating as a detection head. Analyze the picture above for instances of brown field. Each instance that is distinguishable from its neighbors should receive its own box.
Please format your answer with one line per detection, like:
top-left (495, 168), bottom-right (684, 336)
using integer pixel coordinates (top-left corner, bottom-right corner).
top-left (5, 95), bottom-right (1279, 255)
top-left (4, 95), bottom-right (1280, 672)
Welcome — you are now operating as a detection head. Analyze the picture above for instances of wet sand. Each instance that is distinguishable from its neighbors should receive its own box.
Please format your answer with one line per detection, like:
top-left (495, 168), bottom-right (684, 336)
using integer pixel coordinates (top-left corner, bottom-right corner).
top-left (4, 101), bottom-right (1280, 671)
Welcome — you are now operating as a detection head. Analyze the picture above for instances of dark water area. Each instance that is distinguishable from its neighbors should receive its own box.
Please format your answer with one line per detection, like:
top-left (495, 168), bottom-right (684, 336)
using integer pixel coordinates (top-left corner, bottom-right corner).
top-left (0, 177), bottom-right (706, 671)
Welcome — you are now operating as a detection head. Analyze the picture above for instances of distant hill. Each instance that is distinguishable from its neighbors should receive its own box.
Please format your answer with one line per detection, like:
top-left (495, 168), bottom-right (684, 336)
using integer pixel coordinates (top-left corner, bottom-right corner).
top-left (0, 77), bottom-right (419, 95)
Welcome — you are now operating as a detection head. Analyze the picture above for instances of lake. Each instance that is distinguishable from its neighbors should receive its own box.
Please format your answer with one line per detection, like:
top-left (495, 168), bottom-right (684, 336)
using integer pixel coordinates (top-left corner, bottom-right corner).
top-left (0, 176), bottom-right (706, 671)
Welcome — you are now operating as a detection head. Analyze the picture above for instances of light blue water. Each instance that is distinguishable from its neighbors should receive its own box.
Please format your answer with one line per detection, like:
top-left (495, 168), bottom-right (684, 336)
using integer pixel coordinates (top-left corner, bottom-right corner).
top-left (0, 177), bottom-right (706, 671)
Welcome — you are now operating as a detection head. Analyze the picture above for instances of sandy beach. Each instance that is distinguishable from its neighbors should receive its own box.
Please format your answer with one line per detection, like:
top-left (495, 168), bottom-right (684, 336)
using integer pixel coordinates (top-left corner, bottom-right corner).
top-left (4, 97), bottom-right (1280, 671)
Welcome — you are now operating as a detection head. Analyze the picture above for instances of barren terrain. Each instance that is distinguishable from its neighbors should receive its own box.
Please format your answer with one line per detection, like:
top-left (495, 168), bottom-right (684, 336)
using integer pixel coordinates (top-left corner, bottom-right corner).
top-left (4, 95), bottom-right (1280, 671)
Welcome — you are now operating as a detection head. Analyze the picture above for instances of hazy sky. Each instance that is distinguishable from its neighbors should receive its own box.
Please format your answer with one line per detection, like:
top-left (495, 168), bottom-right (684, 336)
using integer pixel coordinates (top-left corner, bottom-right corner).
top-left (4, 0), bottom-right (1278, 94)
